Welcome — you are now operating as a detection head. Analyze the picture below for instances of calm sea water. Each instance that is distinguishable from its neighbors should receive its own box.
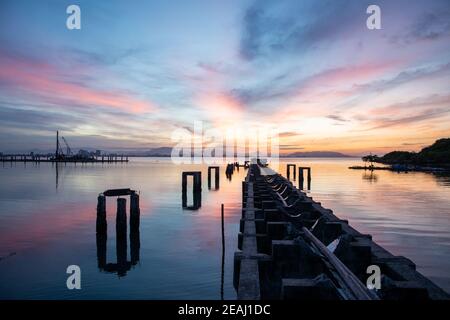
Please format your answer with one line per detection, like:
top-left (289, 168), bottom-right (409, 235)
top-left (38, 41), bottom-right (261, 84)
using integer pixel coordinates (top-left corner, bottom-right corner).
top-left (0, 157), bottom-right (449, 299)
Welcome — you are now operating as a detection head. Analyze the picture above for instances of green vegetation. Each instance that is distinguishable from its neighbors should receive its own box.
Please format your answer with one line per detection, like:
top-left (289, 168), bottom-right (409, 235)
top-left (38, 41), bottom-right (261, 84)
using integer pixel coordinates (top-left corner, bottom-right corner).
top-left (362, 138), bottom-right (450, 168)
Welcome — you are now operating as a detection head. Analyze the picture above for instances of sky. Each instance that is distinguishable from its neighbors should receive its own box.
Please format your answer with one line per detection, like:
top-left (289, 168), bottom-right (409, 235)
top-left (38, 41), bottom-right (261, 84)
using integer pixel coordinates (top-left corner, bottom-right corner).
top-left (0, 0), bottom-right (449, 155)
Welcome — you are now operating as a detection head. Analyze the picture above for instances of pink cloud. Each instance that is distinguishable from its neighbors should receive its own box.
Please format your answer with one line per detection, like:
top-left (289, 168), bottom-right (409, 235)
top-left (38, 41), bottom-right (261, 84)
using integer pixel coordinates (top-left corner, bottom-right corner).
top-left (265, 61), bottom-right (404, 123)
top-left (299, 61), bottom-right (402, 94)
top-left (195, 92), bottom-right (246, 127)
top-left (0, 54), bottom-right (157, 113)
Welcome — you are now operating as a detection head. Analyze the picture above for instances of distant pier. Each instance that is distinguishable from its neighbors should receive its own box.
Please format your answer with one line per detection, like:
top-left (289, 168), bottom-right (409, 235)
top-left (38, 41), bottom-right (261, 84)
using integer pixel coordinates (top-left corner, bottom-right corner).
top-left (0, 153), bottom-right (129, 163)
top-left (0, 131), bottom-right (129, 164)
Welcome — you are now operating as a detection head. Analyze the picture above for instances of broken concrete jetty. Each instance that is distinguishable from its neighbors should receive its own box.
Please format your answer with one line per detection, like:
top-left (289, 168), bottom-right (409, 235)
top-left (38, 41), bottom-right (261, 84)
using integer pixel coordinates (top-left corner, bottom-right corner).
top-left (234, 163), bottom-right (449, 300)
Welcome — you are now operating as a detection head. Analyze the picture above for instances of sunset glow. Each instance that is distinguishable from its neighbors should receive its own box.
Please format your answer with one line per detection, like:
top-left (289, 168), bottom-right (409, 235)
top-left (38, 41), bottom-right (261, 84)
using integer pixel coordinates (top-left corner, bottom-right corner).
top-left (0, 0), bottom-right (449, 155)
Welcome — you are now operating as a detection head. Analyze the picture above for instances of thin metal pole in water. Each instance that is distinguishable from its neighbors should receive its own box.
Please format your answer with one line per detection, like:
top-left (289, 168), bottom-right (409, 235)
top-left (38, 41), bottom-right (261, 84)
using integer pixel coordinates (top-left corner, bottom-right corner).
top-left (221, 203), bottom-right (225, 300)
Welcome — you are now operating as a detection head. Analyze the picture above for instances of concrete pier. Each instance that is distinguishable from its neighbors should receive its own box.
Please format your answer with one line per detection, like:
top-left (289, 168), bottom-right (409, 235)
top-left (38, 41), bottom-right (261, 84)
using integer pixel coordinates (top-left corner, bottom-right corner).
top-left (234, 178), bottom-right (261, 299)
top-left (234, 164), bottom-right (449, 300)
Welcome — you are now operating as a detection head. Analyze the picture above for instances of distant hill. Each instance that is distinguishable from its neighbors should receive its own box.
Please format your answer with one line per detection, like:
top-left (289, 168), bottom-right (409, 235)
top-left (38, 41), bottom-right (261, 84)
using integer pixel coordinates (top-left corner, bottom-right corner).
top-left (284, 151), bottom-right (351, 158)
top-left (125, 148), bottom-right (352, 158)
top-left (375, 138), bottom-right (450, 167)
top-left (143, 147), bottom-right (173, 156)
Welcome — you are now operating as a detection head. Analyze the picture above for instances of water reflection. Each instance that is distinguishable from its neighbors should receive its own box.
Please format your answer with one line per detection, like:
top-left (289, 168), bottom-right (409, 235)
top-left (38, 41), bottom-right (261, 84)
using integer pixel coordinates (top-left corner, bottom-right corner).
top-left (220, 203), bottom-right (225, 300)
top-left (225, 164), bottom-right (234, 181)
top-left (96, 193), bottom-right (141, 277)
top-left (1, 158), bottom-right (449, 298)
top-left (96, 226), bottom-right (140, 277)
top-left (433, 173), bottom-right (450, 187)
top-left (362, 171), bottom-right (378, 183)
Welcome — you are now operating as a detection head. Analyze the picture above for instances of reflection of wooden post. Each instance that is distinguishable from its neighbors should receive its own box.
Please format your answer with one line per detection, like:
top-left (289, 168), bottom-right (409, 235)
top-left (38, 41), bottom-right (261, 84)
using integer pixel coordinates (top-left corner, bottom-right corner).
top-left (130, 227), bottom-right (140, 266)
top-left (96, 232), bottom-right (107, 269)
top-left (116, 198), bottom-right (127, 276)
top-left (130, 192), bottom-right (140, 265)
top-left (116, 231), bottom-right (128, 277)
top-left (130, 193), bottom-right (140, 230)
top-left (96, 195), bottom-right (107, 233)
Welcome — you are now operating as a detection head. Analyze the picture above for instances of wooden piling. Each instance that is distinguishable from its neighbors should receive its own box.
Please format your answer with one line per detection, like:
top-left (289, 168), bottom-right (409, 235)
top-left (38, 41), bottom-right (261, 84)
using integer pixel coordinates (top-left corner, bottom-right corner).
top-left (208, 166), bottom-right (220, 190)
top-left (287, 164), bottom-right (296, 180)
top-left (182, 171), bottom-right (202, 209)
top-left (130, 193), bottom-right (140, 230)
top-left (299, 169), bottom-right (304, 190)
top-left (221, 203), bottom-right (225, 300)
top-left (307, 167), bottom-right (311, 190)
top-left (96, 194), bottom-right (107, 233)
top-left (116, 198), bottom-right (127, 238)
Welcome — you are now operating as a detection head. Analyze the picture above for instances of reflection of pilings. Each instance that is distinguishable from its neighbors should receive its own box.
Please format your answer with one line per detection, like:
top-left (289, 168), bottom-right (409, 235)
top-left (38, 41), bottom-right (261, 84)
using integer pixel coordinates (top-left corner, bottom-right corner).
top-left (287, 164), bottom-right (296, 180)
top-left (130, 193), bottom-right (140, 265)
top-left (96, 194), bottom-right (107, 270)
top-left (208, 166), bottom-right (220, 190)
top-left (116, 232), bottom-right (128, 277)
top-left (130, 227), bottom-right (140, 266)
top-left (226, 164), bottom-right (234, 180)
top-left (96, 232), bottom-right (107, 269)
top-left (182, 171), bottom-right (202, 209)
top-left (116, 198), bottom-right (128, 277)
top-left (130, 193), bottom-right (140, 229)
top-left (96, 195), bottom-right (107, 233)
top-left (221, 203), bottom-right (225, 300)
top-left (298, 167), bottom-right (312, 190)
top-left (96, 189), bottom-right (141, 276)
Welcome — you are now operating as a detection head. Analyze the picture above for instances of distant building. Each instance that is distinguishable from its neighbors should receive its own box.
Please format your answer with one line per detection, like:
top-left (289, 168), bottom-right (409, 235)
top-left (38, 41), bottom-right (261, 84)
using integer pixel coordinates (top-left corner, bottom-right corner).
top-left (78, 149), bottom-right (91, 158)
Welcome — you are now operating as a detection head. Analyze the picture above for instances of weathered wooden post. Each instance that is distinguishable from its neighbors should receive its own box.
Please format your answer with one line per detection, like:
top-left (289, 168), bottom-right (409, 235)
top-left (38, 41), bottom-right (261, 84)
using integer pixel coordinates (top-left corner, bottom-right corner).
top-left (130, 197), bottom-right (140, 267)
top-left (208, 166), bottom-right (220, 190)
top-left (96, 193), bottom-right (107, 269)
top-left (287, 164), bottom-right (296, 180)
top-left (116, 198), bottom-right (127, 237)
top-left (307, 167), bottom-right (312, 190)
top-left (116, 198), bottom-right (128, 276)
top-left (96, 194), bottom-right (107, 233)
top-left (182, 171), bottom-right (202, 209)
top-left (299, 168), bottom-right (304, 190)
top-left (130, 192), bottom-right (140, 230)
top-left (298, 167), bottom-right (311, 190)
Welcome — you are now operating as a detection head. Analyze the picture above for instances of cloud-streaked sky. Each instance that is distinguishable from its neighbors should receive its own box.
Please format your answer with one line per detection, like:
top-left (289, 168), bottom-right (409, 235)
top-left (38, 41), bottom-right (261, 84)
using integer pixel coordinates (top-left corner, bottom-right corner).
top-left (0, 0), bottom-right (449, 155)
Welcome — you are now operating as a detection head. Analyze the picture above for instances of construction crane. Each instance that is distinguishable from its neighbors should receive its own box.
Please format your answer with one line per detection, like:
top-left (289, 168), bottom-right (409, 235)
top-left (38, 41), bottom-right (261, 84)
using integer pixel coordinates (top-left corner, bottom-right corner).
top-left (61, 136), bottom-right (72, 156)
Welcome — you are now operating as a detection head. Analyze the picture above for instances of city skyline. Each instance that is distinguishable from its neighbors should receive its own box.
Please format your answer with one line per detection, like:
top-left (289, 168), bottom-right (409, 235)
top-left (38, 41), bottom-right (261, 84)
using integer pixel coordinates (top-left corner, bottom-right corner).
top-left (1, 0), bottom-right (449, 155)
